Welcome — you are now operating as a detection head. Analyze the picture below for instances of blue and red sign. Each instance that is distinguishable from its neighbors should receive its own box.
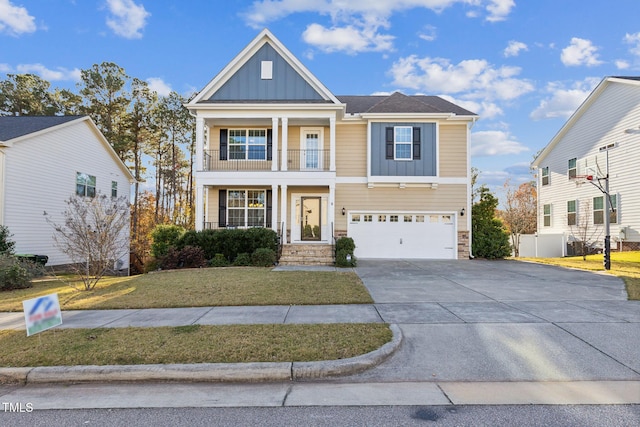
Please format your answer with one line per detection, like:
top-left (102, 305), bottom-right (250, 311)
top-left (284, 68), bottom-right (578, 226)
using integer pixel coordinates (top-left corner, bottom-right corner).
top-left (22, 293), bottom-right (62, 336)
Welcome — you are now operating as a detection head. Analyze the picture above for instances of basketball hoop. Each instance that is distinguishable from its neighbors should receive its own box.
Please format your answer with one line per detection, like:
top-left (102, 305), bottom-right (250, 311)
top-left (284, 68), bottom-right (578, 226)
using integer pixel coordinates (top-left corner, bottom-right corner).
top-left (572, 175), bottom-right (593, 186)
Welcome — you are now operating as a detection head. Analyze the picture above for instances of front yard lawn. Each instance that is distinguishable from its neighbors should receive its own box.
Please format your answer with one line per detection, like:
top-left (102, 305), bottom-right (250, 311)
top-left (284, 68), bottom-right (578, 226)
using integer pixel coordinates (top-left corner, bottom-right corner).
top-left (517, 251), bottom-right (640, 300)
top-left (0, 323), bottom-right (392, 367)
top-left (0, 267), bottom-right (373, 312)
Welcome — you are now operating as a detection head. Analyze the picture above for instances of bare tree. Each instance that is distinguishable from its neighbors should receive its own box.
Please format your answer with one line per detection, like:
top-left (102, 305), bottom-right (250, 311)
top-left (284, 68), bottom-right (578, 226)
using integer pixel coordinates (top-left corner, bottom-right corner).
top-left (501, 180), bottom-right (537, 257)
top-left (45, 194), bottom-right (130, 290)
top-left (569, 199), bottom-right (602, 260)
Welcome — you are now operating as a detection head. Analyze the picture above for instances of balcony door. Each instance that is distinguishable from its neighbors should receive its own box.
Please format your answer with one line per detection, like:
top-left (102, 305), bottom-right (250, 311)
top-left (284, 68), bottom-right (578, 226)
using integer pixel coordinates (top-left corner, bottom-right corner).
top-left (300, 128), bottom-right (323, 170)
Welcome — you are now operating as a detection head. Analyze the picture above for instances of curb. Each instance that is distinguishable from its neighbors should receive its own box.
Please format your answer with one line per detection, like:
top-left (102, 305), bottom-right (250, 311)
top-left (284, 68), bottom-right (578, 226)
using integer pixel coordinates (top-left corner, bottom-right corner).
top-left (0, 325), bottom-right (402, 385)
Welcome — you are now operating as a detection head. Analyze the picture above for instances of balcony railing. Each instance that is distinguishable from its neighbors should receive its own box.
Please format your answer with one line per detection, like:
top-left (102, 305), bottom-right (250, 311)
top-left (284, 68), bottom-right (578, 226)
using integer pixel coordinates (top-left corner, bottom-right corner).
top-left (203, 149), bottom-right (330, 172)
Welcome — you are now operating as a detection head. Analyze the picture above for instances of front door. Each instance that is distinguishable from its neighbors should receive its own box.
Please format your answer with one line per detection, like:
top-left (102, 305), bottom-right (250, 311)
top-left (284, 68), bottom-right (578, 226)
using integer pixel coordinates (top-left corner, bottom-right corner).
top-left (301, 197), bottom-right (321, 241)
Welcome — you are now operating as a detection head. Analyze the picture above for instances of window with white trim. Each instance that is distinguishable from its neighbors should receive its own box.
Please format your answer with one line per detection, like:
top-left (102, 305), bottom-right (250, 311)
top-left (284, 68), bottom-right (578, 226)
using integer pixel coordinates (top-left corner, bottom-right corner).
top-left (541, 167), bottom-right (549, 186)
top-left (543, 204), bottom-right (551, 227)
top-left (227, 190), bottom-right (266, 227)
top-left (593, 195), bottom-right (617, 225)
top-left (76, 172), bottom-right (96, 197)
top-left (394, 126), bottom-right (412, 160)
top-left (568, 158), bottom-right (577, 179)
top-left (111, 181), bottom-right (118, 198)
top-left (567, 200), bottom-right (576, 226)
top-left (229, 129), bottom-right (266, 160)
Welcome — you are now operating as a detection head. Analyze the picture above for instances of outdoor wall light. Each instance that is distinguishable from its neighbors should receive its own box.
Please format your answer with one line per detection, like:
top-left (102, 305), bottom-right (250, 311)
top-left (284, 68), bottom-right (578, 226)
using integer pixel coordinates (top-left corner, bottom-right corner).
top-left (460, 208), bottom-right (465, 216)
top-left (342, 207), bottom-right (346, 215)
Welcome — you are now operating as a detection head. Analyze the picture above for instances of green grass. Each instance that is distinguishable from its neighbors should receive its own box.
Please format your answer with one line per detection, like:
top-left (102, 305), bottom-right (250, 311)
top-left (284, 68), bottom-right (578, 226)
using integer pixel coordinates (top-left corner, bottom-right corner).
top-left (0, 323), bottom-right (392, 367)
top-left (517, 251), bottom-right (640, 300)
top-left (0, 268), bottom-right (387, 368)
top-left (0, 267), bottom-right (373, 312)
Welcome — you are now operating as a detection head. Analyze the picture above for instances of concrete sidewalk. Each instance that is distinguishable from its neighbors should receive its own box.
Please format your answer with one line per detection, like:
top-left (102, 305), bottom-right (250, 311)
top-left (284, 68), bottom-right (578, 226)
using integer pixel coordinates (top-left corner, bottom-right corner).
top-left (1, 259), bottom-right (639, 407)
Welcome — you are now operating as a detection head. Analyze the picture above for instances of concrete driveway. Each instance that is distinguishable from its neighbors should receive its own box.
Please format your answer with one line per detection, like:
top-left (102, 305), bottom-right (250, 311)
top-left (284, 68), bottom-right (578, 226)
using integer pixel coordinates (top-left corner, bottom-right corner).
top-left (340, 259), bottom-right (640, 383)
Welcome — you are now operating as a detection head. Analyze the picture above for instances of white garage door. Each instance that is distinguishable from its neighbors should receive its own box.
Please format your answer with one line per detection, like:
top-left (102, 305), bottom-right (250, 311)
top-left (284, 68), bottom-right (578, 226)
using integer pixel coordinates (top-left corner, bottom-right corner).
top-left (347, 212), bottom-right (457, 259)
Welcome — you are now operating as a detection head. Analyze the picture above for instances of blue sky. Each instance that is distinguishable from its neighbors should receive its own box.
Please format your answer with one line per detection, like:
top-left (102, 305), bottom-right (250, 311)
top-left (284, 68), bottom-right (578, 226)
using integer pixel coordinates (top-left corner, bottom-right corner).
top-left (3, 0), bottom-right (640, 198)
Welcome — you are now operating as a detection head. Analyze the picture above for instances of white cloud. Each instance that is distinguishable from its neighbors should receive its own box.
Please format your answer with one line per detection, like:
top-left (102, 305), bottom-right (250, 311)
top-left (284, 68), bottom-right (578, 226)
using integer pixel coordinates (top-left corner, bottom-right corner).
top-left (12, 63), bottom-right (81, 81)
top-left (471, 130), bottom-right (529, 156)
top-left (0, 0), bottom-right (36, 36)
top-left (389, 55), bottom-right (534, 102)
top-left (147, 77), bottom-right (172, 97)
top-left (530, 78), bottom-right (599, 120)
top-left (105, 0), bottom-right (150, 39)
top-left (504, 40), bottom-right (527, 57)
top-left (302, 23), bottom-right (394, 54)
top-left (243, 1), bottom-right (515, 53)
top-left (616, 60), bottom-right (630, 70)
top-left (485, 0), bottom-right (515, 22)
top-left (440, 95), bottom-right (503, 119)
top-left (624, 32), bottom-right (640, 57)
top-left (560, 37), bottom-right (603, 67)
top-left (418, 25), bottom-right (437, 42)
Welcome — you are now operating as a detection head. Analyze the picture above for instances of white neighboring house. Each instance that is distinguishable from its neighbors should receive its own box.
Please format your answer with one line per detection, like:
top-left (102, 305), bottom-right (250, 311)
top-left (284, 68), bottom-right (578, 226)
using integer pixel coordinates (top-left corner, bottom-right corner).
top-left (0, 116), bottom-right (135, 266)
top-left (531, 76), bottom-right (640, 256)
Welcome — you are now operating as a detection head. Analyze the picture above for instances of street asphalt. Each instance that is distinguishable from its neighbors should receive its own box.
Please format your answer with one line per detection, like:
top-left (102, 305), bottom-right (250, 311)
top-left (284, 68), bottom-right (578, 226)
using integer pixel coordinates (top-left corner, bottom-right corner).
top-left (1, 259), bottom-right (639, 408)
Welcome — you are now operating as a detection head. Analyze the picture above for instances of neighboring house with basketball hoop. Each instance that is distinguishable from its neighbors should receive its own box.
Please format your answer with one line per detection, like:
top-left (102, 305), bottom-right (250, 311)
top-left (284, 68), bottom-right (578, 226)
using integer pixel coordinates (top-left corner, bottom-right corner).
top-left (526, 76), bottom-right (640, 257)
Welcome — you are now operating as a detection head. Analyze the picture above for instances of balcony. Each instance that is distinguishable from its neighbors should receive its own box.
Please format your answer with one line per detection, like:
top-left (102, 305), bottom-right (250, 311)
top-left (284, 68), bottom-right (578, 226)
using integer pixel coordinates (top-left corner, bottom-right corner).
top-left (203, 149), bottom-right (331, 172)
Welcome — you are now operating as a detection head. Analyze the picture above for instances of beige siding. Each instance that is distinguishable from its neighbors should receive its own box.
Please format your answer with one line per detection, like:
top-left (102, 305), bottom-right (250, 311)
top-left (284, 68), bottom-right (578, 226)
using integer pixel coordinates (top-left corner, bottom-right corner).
top-left (334, 183), bottom-right (468, 232)
top-left (336, 124), bottom-right (367, 177)
top-left (439, 124), bottom-right (468, 177)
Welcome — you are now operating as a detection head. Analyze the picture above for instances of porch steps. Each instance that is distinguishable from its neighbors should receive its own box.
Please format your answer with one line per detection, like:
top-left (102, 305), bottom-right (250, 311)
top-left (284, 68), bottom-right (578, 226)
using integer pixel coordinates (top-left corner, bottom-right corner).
top-left (278, 244), bottom-right (334, 266)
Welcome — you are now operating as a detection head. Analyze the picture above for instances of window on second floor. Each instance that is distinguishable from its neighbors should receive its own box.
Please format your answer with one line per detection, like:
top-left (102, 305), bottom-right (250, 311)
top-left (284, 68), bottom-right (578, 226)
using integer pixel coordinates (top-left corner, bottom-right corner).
top-left (543, 204), bottom-right (551, 227)
top-left (541, 167), bottom-right (549, 186)
top-left (111, 181), bottom-right (118, 198)
top-left (76, 172), bottom-right (96, 197)
top-left (394, 126), bottom-right (413, 160)
top-left (567, 200), bottom-right (577, 226)
top-left (593, 195), bottom-right (617, 225)
top-left (229, 129), bottom-right (266, 160)
top-left (568, 158), bottom-right (577, 179)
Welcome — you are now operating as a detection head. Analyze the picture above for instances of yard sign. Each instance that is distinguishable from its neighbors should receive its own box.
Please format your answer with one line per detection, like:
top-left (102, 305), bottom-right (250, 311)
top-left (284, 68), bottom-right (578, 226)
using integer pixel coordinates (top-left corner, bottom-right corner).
top-left (22, 293), bottom-right (62, 336)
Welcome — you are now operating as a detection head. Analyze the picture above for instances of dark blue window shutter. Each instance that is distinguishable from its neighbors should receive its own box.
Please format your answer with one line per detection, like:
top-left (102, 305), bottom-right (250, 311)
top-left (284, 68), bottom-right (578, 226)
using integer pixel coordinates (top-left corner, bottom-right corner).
top-left (412, 127), bottom-right (421, 160)
top-left (219, 129), bottom-right (228, 161)
top-left (218, 189), bottom-right (227, 227)
top-left (385, 127), bottom-right (394, 159)
top-left (266, 190), bottom-right (272, 227)
top-left (267, 129), bottom-right (273, 161)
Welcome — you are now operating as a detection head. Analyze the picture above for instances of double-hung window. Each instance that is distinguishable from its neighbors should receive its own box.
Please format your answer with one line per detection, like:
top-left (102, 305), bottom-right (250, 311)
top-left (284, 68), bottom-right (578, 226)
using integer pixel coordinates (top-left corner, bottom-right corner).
top-left (567, 200), bottom-right (577, 226)
top-left (76, 172), bottom-right (96, 197)
top-left (543, 204), bottom-right (551, 227)
top-left (568, 158), bottom-right (577, 179)
top-left (229, 129), bottom-right (266, 160)
top-left (227, 190), bottom-right (266, 227)
top-left (111, 181), bottom-right (118, 198)
top-left (394, 126), bottom-right (413, 160)
top-left (593, 195), bottom-right (617, 225)
top-left (541, 167), bottom-right (549, 186)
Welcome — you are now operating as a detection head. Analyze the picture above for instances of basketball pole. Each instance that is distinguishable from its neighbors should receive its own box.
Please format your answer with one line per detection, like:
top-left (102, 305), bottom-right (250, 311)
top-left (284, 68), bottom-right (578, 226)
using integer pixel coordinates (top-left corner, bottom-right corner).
top-left (599, 144), bottom-right (614, 271)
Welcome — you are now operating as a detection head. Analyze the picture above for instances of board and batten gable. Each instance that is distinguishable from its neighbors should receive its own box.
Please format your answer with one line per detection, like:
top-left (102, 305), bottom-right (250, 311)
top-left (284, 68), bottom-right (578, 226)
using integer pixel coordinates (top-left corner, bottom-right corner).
top-left (370, 122), bottom-right (436, 177)
top-left (534, 77), bottom-right (640, 243)
top-left (209, 43), bottom-right (325, 102)
top-left (2, 118), bottom-right (133, 266)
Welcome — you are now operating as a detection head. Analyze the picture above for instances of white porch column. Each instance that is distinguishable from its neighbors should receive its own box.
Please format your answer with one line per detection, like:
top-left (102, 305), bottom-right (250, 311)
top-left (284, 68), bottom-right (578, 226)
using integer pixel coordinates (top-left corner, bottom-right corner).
top-left (329, 116), bottom-right (336, 171)
top-left (280, 184), bottom-right (288, 243)
top-left (271, 184), bottom-right (278, 231)
top-left (271, 117), bottom-right (279, 171)
top-left (329, 183), bottom-right (336, 238)
top-left (281, 117), bottom-right (288, 171)
top-left (195, 184), bottom-right (204, 231)
top-left (195, 117), bottom-right (204, 171)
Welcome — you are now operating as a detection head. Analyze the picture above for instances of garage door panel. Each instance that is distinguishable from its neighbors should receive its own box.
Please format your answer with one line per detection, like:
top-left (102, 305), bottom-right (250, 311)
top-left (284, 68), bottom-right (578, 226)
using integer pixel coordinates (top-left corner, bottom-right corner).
top-left (348, 212), bottom-right (456, 259)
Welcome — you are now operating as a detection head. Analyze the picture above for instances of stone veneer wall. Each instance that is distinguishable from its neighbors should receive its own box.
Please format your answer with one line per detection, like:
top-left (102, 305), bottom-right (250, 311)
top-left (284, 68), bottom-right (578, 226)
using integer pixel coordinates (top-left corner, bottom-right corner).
top-left (458, 231), bottom-right (470, 259)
